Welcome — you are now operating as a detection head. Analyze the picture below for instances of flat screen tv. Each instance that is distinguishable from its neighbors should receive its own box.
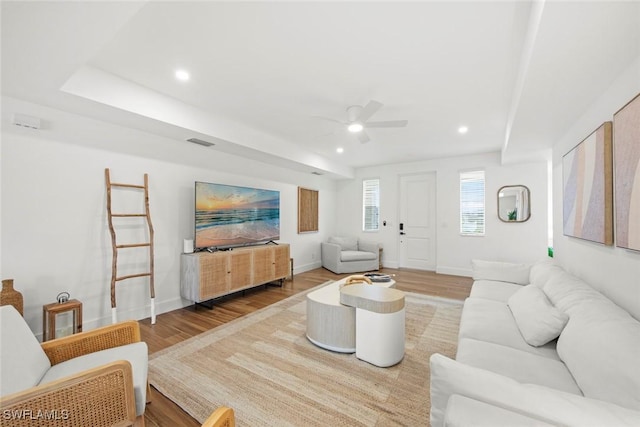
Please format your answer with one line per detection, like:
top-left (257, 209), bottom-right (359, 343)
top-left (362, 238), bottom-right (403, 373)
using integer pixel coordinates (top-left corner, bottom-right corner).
top-left (194, 181), bottom-right (280, 250)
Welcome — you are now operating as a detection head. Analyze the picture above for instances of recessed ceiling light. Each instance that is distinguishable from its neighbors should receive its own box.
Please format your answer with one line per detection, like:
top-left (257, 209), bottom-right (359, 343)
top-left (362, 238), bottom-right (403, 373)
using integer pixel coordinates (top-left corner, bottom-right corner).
top-left (336, 147), bottom-right (344, 153)
top-left (458, 126), bottom-right (468, 134)
top-left (175, 69), bottom-right (190, 81)
top-left (348, 122), bottom-right (364, 133)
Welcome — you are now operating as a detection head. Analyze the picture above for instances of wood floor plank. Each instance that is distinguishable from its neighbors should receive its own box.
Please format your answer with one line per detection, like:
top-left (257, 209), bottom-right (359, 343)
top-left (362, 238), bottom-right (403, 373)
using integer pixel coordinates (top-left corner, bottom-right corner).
top-left (140, 267), bottom-right (472, 426)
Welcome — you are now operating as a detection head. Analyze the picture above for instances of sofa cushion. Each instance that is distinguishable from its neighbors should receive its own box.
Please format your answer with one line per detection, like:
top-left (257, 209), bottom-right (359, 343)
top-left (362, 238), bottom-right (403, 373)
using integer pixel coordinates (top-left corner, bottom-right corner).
top-left (0, 305), bottom-right (52, 396)
top-left (328, 236), bottom-right (358, 251)
top-left (458, 298), bottom-right (560, 360)
top-left (556, 296), bottom-right (640, 411)
top-left (469, 280), bottom-right (521, 302)
top-left (471, 259), bottom-right (530, 285)
top-left (340, 250), bottom-right (377, 262)
top-left (39, 342), bottom-right (148, 416)
top-left (456, 338), bottom-right (581, 395)
top-left (508, 285), bottom-right (569, 346)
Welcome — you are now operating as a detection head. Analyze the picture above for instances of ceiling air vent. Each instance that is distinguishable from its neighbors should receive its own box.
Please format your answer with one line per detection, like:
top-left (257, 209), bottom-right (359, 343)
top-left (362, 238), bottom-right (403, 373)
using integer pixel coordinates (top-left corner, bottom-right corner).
top-left (187, 138), bottom-right (215, 147)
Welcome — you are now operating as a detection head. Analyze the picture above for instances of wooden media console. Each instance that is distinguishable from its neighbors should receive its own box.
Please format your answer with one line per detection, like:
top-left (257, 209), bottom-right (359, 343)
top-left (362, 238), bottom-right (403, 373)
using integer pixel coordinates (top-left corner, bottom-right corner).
top-left (180, 243), bottom-right (290, 305)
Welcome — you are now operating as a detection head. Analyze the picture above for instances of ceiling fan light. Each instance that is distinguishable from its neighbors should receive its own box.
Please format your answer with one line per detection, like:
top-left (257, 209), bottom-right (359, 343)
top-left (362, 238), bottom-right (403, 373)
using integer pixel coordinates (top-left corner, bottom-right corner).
top-left (348, 122), bottom-right (364, 133)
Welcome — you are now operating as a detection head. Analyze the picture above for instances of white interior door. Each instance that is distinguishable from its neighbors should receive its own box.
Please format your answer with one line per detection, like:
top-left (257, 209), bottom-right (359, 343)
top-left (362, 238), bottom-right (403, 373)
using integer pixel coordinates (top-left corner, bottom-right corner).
top-left (399, 173), bottom-right (436, 270)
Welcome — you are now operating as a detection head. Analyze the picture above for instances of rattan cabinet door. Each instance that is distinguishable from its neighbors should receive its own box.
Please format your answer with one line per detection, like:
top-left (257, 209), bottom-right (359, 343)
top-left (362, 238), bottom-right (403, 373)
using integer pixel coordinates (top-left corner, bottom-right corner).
top-left (251, 246), bottom-right (273, 285)
top-left (273, 244), bottom-right (290, 279)
top-left (199, 252), bottom-right (230, 300)
top-left (229, 250), bottom-right (253, 291)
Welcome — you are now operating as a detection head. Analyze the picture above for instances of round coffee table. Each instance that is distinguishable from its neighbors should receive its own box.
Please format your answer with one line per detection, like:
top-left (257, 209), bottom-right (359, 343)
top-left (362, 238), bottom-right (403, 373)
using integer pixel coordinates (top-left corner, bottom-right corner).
top-left (306, 277), bottom-right (395, 353)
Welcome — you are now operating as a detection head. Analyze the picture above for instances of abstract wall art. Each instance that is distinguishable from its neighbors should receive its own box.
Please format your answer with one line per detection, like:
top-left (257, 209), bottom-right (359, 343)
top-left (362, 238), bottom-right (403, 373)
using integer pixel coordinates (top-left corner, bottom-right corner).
top-left (562, 122), bottom-right (613, 245)
top-left (614, 93), bottom-right (640, 252)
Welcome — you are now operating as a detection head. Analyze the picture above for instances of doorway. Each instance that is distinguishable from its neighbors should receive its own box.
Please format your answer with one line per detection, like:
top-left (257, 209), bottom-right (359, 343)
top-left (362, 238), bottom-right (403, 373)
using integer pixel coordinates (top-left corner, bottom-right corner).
top-left (398, 173), bottom-right (436, 270)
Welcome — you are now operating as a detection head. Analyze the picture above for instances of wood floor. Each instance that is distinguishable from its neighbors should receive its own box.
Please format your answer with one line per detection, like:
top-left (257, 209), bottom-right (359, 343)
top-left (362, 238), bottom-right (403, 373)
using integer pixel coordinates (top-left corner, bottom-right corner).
top-left (139, 267), bottom-right (472, 427)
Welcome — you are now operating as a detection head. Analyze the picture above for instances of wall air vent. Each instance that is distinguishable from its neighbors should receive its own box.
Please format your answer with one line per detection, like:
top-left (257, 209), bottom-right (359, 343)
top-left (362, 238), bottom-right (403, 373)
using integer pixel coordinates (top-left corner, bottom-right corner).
top-left (311, 171), bottom-right (323, 175)
top-left (187, 138), bottom-right (215, 147)
top-left (12, 113), bottom-right (41, 129)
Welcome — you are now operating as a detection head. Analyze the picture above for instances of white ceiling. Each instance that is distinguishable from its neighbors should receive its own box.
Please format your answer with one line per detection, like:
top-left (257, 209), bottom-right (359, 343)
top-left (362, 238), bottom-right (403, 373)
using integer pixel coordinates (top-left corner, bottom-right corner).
top-left (2, 1), bottom-right (639, 179)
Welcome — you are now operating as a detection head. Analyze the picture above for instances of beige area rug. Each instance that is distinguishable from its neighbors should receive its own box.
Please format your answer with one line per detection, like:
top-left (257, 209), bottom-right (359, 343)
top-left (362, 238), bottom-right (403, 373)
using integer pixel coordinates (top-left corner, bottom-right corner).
top-left (149, 283), bottom-right (463, 426)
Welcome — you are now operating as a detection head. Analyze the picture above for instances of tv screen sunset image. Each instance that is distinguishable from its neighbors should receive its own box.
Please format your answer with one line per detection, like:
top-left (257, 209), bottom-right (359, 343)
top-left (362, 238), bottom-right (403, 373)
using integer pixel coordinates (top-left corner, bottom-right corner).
top-left (195, 182), bottom-right (280, 249)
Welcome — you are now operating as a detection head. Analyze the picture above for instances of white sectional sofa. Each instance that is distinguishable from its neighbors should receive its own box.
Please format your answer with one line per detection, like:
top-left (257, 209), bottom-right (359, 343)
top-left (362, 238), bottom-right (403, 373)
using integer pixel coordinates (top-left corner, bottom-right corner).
top-left (430, 259), bottom-right (640, 426)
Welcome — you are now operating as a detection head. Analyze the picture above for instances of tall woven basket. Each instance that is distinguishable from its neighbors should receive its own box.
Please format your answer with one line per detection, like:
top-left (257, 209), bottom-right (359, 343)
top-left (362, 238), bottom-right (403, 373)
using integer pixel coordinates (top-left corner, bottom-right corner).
top-left (1, 279), bottom-right (23, 316)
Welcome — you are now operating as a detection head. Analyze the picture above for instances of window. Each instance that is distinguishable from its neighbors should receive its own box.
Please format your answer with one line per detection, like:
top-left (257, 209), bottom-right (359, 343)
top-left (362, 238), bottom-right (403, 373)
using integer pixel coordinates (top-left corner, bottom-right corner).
top-left (363, 178), bottom-right (380, 231)
top-left (460, 170), bottom-right (485, 235)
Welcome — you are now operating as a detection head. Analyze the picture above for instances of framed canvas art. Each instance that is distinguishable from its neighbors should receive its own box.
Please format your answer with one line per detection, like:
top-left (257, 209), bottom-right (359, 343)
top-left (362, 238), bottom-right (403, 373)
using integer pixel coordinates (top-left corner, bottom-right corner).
top-left (298, 187), bottom-right (319, 233)
top-left (562, 122), bottom-right (613, 245)
top-left (614, 93), bottom-right (640, 251)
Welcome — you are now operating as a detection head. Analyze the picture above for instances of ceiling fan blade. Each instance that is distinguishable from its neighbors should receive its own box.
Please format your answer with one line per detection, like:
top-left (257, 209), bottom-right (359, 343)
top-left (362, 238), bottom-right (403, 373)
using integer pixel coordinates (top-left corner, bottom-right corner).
top-left (365, 120), bottom-right (408, 128)
top-left (356, 100), bottom-right (383, 123)
top-left (357, 130), bottom-right (371, 143)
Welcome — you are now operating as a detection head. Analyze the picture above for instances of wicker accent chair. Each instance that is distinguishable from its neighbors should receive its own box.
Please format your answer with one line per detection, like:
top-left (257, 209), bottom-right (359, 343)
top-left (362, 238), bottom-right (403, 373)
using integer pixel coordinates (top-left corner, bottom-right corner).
top-left (201, 406), bottom-right (235, 427)
top-left (0, 305), bottom-right (148, 427)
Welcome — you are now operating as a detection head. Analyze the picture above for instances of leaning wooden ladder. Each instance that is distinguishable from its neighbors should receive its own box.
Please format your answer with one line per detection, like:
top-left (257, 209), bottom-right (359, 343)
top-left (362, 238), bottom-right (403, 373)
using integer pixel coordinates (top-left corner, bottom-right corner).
top-left (105, 168), bottom-right (156, 324)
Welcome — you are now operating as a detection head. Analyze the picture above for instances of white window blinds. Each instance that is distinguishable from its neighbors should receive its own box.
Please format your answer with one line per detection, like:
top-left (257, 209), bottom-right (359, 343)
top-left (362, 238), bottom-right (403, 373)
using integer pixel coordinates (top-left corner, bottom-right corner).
top-left (363, 179), bottom-right (380, 231)
top-left (460, 170), bottom-right (485, 235)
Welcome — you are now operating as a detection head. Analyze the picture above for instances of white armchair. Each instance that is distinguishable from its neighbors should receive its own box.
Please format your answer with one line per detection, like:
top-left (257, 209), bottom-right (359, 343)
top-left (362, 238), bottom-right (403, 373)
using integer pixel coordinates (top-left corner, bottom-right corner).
top-left (321, 236), bottom-right (380, 274)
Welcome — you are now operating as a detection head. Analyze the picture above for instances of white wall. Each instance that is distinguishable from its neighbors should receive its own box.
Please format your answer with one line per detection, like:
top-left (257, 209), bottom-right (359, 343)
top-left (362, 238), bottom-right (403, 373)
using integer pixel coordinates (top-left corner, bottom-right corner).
top-left (552, 56), bottom-right (640, 320)
top-left (1, 102), bottom-right (337, 338)
top-left (336, 152), bottom-right (549, 276)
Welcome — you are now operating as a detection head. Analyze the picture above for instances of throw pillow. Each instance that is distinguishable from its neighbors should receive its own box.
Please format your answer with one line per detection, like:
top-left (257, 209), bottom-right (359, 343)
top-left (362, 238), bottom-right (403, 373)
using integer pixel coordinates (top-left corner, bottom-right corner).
top-left (507, 285), bottom-right (569, 347)
top-left (528, 260), bottom-right (562, 288)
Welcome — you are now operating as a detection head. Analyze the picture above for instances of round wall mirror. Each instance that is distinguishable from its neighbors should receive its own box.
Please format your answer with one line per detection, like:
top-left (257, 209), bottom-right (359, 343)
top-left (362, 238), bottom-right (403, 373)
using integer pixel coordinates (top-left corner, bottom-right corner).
top-left (498, 185), bottom-right (531, 222)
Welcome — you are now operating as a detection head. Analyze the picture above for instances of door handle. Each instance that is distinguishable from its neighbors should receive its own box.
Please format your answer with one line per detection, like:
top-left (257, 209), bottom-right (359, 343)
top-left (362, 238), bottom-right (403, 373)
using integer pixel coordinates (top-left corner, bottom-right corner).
top-left (400, 232), bottom-right (406, 235)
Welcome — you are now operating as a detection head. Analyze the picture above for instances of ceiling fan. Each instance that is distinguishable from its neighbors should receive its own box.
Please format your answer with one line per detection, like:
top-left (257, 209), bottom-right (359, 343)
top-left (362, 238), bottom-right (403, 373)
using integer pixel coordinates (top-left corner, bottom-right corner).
top-left (321, 100), bottom-right (408, 143)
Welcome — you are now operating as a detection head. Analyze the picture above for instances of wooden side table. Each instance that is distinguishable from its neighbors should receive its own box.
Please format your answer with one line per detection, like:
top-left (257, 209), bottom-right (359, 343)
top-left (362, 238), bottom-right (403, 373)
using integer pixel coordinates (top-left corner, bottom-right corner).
top-left (42, 299), bottom-right (82, 342)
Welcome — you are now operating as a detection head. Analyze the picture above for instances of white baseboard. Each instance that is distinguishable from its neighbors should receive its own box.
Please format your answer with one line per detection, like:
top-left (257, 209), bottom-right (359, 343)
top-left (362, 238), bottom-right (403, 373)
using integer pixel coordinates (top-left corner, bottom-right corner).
top-left (375, 261), bottom-right (465, 274)
top-left (294, 260), bottom-right (322, 274)
top-left (34, 262), bottom-right (472, 342)
top-left (436, 266), bottom-right (472, 277)
top-left (84, 297), bottom-right (188, 333)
